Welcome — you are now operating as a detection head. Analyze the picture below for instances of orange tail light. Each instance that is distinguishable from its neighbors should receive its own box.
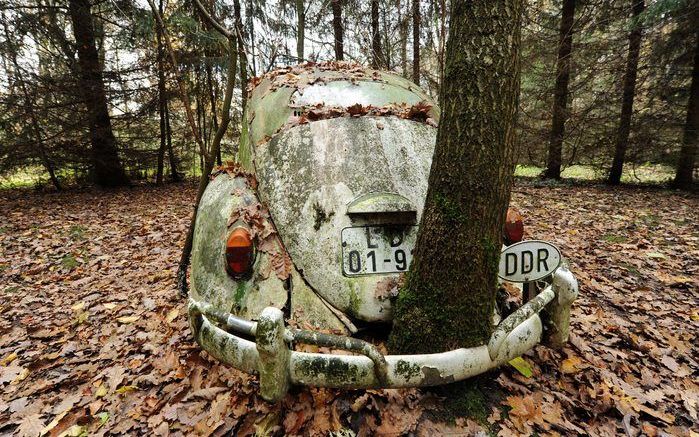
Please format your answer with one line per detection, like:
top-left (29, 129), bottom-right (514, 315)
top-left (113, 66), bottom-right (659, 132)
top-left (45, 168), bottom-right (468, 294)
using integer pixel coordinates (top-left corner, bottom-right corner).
top-left (225, 227), bottom-right (255, 277)
top-left (504, 208), bottom-right (524, 245)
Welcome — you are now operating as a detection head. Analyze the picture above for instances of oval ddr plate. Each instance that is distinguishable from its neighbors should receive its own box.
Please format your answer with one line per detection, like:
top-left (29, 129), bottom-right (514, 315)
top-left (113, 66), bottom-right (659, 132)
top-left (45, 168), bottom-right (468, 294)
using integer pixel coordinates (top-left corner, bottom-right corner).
top-left (498, 240), bottom-right (562, 283)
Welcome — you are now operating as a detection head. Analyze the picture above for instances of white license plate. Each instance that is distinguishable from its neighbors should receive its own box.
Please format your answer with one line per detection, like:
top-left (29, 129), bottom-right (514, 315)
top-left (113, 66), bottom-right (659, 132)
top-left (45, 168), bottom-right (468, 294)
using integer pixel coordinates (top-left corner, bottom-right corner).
top-left (341, 226), bottom-right (416, 276)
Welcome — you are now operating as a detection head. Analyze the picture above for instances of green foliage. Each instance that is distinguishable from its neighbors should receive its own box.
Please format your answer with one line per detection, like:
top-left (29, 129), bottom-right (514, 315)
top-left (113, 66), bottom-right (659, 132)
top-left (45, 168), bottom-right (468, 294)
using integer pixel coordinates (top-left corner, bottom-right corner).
top-left (61, 254), bottom-right (79, 270)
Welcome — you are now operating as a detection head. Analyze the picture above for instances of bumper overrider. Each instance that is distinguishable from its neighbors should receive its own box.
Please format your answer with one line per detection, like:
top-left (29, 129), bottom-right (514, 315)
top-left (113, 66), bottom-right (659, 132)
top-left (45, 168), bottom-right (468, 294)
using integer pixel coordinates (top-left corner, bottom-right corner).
top-left (188, 267), bottom-right (578, 402)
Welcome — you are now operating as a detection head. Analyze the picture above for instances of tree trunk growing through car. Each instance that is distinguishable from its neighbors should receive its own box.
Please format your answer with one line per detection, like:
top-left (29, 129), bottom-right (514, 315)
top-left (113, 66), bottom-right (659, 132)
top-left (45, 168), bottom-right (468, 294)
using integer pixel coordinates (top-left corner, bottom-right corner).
top-left (68, 0), bottom-right (129, 187)
top-left (543, 0), bottom-right (575, 180)
top-left (389, 0), bottom-right (522, 353)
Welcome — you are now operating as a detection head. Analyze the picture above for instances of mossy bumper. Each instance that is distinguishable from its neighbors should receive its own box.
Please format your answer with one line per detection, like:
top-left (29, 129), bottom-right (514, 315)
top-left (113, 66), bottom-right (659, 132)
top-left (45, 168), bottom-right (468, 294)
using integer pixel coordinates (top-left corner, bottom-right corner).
top-left (188, 268), bottom-right (578, 402)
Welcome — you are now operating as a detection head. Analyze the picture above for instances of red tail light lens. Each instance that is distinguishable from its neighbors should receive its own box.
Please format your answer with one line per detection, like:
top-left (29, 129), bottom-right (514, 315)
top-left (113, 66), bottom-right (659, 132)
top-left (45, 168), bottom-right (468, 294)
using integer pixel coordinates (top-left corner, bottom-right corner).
top-left (504, 208), bottom-right (524, 245)
top-left (225, 227), bottom-right (254, 277)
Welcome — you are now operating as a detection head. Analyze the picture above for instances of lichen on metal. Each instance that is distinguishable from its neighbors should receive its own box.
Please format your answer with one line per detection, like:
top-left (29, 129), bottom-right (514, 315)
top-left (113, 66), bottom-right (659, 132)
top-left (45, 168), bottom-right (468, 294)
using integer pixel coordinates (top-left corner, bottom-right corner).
top-left (254, 116), bottom-right (434, 321)
top-left (256, 307), bottom-right (291, 401)
top-left (186, 268), bottom-right (577, 401)
top-left (346, 192), bottom-right (416, 215)
top-left (188, 63), bottom-right (580, 402)
top-left (544, 266), bottom-right (578, 347)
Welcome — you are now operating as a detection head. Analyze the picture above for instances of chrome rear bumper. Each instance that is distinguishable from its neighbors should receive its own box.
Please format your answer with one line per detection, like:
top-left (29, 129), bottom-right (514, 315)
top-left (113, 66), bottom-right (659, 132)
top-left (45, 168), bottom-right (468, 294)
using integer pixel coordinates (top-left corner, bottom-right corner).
top-left (188, 267), bottom-right (578, 401)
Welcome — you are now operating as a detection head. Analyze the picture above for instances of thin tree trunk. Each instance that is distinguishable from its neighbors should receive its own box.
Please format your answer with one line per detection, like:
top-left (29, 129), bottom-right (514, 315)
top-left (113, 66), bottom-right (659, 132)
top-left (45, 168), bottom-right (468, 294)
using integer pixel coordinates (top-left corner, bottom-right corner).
top-left (165, 99), bottom-right (181, 182)
top-left (296, 0), bottom-right (305, 61)
top-left (399, 0), bottom-right (408, 77)
top-left (371, 0), bottom-right (383, 69)
top-left (381, 5), bottom-right (392, 68)
top-left (543, 0), bottom-right (576, 180)
top-left (156, 0), bottom-right (167, 185)
top-left (246, 0), bottom-right (256, 75)
top-left (205, 64), bottom-right (222, 165)
top-left (234, 0), bottom-right (248, 110)
top-left (389, 0), bottom-right (522, 353)
top-left (178, 0), bottom-right (239, 296)
top-left (608, 0), bottom-right (645, 185)
top-left (672, 27), bottom-right (699, 189)
top-left (412, 0), bottom-right (419, 84)
top-left (147, 0), bottom-right (208, 164)
top-left (332, 0), bottom-right (344, 61)
top-left (68, 0), bottom-right (129, 187)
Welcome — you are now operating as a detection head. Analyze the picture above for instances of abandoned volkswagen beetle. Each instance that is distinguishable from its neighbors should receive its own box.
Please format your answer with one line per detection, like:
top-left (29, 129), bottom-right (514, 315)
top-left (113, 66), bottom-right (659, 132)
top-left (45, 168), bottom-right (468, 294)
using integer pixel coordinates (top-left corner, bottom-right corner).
top-left (187, 63), bottom-right (579, 401)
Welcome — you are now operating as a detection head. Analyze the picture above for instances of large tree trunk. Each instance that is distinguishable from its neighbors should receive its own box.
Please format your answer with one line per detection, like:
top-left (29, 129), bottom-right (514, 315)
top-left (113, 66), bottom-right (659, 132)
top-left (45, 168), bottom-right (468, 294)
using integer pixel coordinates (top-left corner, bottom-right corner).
top-left (543, 0), bottom-right (575, 180)
top-left (296, 0), bottom-right (305, 61)
top-left (331, 0), bottom-right (344, 61)
top-left (608, 0), bottom-right (645, 185)
top-left (68, 0), bottom-right (129, 187)
top-left (371, 0), bottom-right (383, 69)
top-left (673, 27), bottom-right (699, 189)
top-left (411, 0), bottom-right (420, 84)
top-left (389, 0), bottom-right (522, 353)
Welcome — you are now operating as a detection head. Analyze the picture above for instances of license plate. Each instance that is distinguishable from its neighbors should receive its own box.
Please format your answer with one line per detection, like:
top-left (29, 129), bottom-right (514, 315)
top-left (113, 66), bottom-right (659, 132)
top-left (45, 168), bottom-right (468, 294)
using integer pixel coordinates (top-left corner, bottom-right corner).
top-left (341, 226), bottom-right (416, 276)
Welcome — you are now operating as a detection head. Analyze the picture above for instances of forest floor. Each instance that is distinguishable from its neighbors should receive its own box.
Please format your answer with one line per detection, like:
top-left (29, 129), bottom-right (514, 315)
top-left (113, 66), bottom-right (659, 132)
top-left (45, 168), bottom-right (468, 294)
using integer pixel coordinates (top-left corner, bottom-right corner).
top-left (0, 181), bottom-right (697, 436)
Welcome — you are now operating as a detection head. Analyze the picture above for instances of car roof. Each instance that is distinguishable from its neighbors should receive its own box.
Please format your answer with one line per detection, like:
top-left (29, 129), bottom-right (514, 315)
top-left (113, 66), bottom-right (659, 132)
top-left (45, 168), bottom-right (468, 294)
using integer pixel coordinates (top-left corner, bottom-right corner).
top-left (238, 63), bottom-right (439, 170)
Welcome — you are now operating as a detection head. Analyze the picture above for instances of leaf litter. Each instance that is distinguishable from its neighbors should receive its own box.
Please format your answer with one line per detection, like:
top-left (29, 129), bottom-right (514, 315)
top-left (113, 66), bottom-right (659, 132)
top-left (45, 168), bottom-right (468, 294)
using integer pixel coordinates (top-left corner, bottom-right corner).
top-left (0, 181), bottom-right (697, 436)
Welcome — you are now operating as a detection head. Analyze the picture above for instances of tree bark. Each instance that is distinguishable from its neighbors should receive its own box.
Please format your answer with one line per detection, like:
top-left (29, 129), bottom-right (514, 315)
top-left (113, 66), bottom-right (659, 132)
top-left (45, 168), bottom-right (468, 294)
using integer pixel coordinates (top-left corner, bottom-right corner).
top-left (68, 0), bottom-right (129, 187)
top-left (399, 0), bottom-right (408, 77)
top-left (331, 0), bottom-right (344, 61)
top-left (234, 0), bottom-right (248, 110)
top-left (246, 0), bottom-right (256, 74)
top-left (543, 0), bottom-right (575, 180)
top-left (165, 99), bottom-right (181, 182)
top-left (673, 27), bottom-right (699, 189)
top-left (296, 0), bottom-right (305, 61)
top-left (389, 0), bottom-right (522, 353)
top-left (438, 0), bottom-right (446, 88)
top-left (156, 0), bottom-right (166, 185)
top-left (371, 0), bottom-right (383, 69)
top-left (411, 0), bottom-right (420, 84)
top-left (608, 0), bottom-right (645, 185)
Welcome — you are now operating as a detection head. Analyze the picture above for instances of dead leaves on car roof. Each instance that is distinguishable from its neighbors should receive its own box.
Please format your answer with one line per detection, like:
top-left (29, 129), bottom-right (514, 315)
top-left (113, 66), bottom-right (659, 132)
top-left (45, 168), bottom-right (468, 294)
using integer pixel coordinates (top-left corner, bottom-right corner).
top-left (248, 61), bottom-right (381, 96)
top-left (284, 101), bottom-right (437, 131)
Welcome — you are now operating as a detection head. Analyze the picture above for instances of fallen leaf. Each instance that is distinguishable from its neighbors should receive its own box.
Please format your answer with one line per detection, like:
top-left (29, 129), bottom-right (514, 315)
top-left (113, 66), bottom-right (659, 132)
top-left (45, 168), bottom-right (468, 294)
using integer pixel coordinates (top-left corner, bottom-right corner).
top-left (165, 308), bottom-right (179, 323)
top-left (115, 385), bottom-right (138, 394)
top-left (560, 356), bottom-right (583, 374)
top-left (1, 351), bottom-right (18, 366)
top-left (509, 357), bottom-right (534, 378)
